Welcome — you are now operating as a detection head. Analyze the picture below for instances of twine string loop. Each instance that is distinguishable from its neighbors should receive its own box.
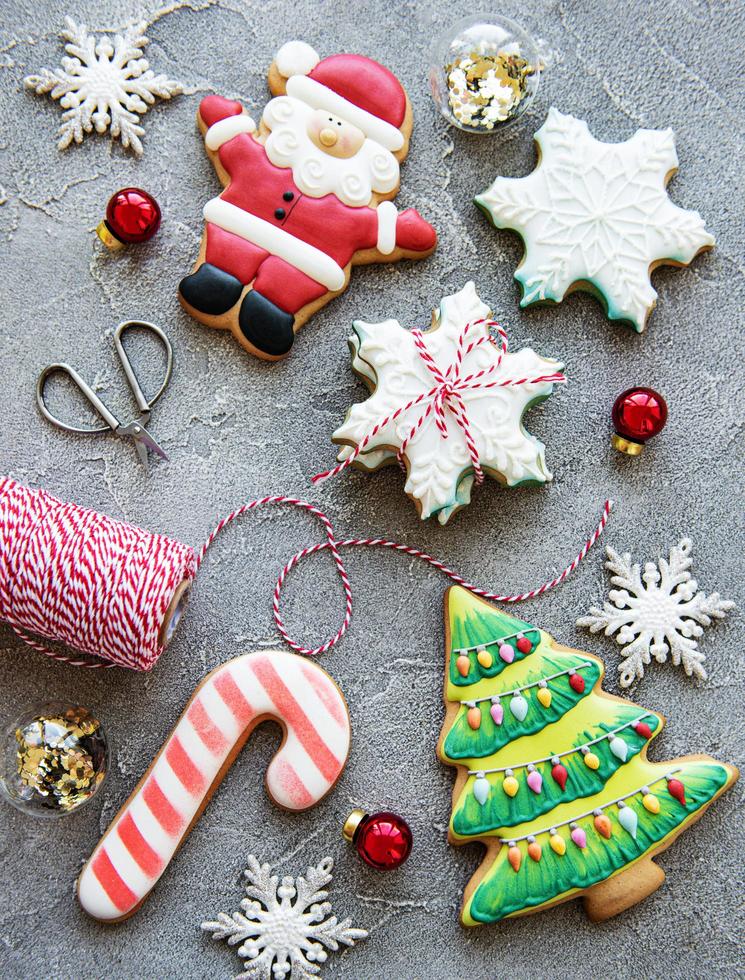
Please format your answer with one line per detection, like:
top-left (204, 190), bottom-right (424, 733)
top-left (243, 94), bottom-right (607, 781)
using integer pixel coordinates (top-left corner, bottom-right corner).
top-left (0, 476), bottom-right (612, 669)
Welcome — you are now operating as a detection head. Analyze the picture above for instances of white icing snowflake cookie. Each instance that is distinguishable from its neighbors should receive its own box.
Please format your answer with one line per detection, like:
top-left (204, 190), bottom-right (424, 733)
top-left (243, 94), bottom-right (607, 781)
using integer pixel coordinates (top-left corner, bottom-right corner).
top-left (330, 282), bottom-right (564, 524)
top-left (476, 107), bottom-right (715, 332)
top-left (24, 18), bottom-right (182, 156)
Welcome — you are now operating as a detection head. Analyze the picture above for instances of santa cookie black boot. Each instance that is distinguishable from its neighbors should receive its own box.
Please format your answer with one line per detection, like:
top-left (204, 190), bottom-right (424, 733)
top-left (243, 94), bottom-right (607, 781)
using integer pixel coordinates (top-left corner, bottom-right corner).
top-left (238, 290), bottom-right (295, 357)
top-left (179, 263), bottom-right (243, 316)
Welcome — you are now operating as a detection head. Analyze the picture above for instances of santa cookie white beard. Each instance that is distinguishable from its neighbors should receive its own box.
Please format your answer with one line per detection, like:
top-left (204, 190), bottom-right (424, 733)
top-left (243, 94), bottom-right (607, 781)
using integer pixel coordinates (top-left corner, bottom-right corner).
top-left (262, 97), bottom-right (400, 207)
top-left (179, 41), bottom-right (437, 361)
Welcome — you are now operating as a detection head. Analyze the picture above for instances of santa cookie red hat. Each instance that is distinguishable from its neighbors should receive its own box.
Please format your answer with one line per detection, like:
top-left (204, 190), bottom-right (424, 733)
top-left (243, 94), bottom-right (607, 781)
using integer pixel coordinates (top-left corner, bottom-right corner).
top-left (274, 41), bottom-right (406, 152)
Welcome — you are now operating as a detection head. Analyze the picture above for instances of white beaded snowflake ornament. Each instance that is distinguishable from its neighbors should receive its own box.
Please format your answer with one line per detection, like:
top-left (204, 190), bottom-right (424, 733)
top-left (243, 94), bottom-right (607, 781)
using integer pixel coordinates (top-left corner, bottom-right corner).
top-left (320, 282), bottom-right (565, 524)
top-left (476, 107), bottom-right (715, 332)
top-left (577, 538), bottom-right (734, 687)
top-left (24, 18), bottom-right (182, 156)
top-left (202, 855), bottom-right (367, 980)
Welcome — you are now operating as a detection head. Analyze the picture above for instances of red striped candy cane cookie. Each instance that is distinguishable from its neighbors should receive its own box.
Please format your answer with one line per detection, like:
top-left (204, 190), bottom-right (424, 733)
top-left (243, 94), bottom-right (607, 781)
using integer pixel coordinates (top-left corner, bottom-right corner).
top-left (77, 650), bottom-right (350, 921)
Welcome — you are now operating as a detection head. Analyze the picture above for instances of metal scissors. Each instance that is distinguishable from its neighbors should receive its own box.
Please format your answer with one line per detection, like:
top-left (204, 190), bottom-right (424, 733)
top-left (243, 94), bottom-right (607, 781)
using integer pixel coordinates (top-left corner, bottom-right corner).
top-left (36, 320), bottom-right (173, 468)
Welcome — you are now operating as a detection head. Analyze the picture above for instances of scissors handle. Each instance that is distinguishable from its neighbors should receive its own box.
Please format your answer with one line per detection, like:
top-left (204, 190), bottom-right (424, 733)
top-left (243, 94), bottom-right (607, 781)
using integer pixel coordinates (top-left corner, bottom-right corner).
top-left (114, 320), bottom-right (173, 416)
top-left (36, 364), bottom-right (120, 434)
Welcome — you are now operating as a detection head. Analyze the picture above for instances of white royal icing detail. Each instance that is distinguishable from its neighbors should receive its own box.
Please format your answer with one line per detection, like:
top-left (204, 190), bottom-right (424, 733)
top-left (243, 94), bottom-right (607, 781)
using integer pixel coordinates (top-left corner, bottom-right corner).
top-left (152, 756), bottom-right (198, 812)
top-left (78, 873), bottom-right (119, 922)
top-left (205, 114), bottom-right (256, 150)
top-left (272, 730), bottom-right (332, 804)
top-left (77, 651), bottom-right (350, 922)
top-left (129, 794), bottom-right (172, 858)
top-left (376, 200), bottom-right (398, 254)
top-left (105, 832), bottom-right (153, 898)
top-left (476, 107), bottom-right (715, 333)
top-left (177, 716), bottom-right (220, 776)
top-left (274, 660), bottom-right (348, 761)
top-left (262, 95), bottom-right (399, 207)
top-left (203, 198), bottom-right (347, 291)
top-left (275, 40), bottom-right (320, 78)
top-left (333, 282), bottom-right (563, 524)
top-left (286, 74), bottom-right (404, 152)
top-left (226, 661), bottom-right (341, 801)
top-left (199, 680), bottom-right (240, 742)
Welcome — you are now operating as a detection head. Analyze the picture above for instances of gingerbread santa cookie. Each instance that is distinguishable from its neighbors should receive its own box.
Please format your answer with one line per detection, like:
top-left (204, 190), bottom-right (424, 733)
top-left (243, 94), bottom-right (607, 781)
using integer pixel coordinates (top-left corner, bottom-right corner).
top-left (179, 41), bottom-right (437, 360)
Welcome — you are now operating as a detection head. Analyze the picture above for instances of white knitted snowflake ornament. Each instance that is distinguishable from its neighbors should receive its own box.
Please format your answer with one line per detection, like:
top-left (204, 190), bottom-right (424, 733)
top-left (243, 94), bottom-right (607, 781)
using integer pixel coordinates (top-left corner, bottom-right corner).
top-left (24, 17), bottom-right (182, 155)
top-left (578, 538), bottom-right (734, 687)
top-left (202, 856), bottom-right (367, 980)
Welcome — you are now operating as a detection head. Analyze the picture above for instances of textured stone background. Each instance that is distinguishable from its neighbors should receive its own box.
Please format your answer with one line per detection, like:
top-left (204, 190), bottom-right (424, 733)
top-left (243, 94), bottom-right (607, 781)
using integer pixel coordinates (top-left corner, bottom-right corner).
top-left (0, 1), bottom-right (743, 977)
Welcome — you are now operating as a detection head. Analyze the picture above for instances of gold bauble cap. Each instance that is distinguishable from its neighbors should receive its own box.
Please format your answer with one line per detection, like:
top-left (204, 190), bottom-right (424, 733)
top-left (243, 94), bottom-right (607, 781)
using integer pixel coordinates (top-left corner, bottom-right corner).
top-left (611, 433), bottom-right (644, 456)
top-left (95, 220), bottom-right (125, 250)
top-left (342, 808), bottom-right (367, 842)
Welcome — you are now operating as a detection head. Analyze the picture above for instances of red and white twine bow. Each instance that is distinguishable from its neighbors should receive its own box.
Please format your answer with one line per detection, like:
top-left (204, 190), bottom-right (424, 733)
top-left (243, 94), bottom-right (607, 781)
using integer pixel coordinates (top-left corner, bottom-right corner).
top-left (313, 317), bottom-right (566, 486)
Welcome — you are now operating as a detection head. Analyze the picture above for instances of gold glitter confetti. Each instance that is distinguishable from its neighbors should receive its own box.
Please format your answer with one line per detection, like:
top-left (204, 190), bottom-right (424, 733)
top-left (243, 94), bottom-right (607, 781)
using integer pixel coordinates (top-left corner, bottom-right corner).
top-left (12, 706), bottom-right (107, 814)
top-left (445, 47), bottom-right (538, 130)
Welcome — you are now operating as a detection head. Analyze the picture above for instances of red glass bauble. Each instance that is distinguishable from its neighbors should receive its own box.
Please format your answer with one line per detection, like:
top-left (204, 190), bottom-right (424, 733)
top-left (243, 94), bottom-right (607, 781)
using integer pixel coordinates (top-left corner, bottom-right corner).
top-left (101, 188), bottom-right (161, 246)
top-left (611, 387), bottom-right (668, 455)
top-left (344, 810), bottom-right (412, 870)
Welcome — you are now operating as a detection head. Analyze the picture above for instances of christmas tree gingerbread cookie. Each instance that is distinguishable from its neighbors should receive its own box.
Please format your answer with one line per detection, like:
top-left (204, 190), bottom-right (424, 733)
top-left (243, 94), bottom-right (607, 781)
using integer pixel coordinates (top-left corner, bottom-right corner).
top-left (475, 107), bottom-right (715, 332)
top-left (437, 587), bottom-right (737, 924)
top-left (179, 41), bottom-right (437, 360)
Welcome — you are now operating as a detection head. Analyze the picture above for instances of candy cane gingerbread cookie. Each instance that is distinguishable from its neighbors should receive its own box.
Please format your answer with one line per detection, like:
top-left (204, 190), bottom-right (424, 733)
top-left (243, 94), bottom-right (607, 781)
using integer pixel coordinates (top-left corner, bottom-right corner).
top-left (77, 651), bottom-right (350, 921)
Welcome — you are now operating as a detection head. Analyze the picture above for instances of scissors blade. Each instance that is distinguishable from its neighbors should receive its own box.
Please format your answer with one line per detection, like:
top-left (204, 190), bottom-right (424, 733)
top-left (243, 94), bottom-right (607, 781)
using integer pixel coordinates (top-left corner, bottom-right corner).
top-left (133, 434), bottom-right (151, 469)
top-left (118, 421), bottom-right (169, 465)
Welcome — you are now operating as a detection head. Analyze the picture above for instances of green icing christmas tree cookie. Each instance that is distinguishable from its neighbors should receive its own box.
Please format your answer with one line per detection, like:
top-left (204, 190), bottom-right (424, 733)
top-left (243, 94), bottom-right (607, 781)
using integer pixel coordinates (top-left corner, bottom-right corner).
top-left (437, 587), bottom-right (738, 925)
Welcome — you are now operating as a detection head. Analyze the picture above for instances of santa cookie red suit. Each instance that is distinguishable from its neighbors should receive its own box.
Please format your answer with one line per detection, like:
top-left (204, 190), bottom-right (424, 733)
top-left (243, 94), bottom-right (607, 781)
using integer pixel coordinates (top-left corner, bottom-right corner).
top-left (179, 41), bottom-right (437, 360)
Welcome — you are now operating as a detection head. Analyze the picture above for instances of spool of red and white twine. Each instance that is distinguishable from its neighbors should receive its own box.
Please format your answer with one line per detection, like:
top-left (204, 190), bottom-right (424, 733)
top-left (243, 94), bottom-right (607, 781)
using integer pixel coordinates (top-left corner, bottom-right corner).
top-left (0, 476), bottom-right (612, 670)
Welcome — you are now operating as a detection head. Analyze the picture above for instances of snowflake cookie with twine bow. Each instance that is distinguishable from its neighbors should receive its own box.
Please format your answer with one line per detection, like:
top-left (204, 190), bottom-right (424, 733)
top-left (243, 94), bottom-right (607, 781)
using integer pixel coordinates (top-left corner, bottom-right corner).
top-left (202, 856), bottom-right (367, 980)
top-left (24, 18), bottom-right (183, 156)
top-left (475, 108), bottom-right (715, 332)
top-left (577, 538), bottom-right (734, 688)
top-left (317, 282), bottom-right (565, 524)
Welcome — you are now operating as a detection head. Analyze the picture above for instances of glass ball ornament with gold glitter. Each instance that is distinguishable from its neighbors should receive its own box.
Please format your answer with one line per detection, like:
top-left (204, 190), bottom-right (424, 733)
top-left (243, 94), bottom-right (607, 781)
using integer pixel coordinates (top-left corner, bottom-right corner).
top-left (429, 15), bottom-right (541, 134)
top-left (0, 703), bottom-right (108, 817)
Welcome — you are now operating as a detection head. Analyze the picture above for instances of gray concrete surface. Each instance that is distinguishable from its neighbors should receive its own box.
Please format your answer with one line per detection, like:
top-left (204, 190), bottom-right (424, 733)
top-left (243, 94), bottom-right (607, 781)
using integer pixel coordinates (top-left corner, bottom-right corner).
top-left (0, 1), bottom-right (743, 977)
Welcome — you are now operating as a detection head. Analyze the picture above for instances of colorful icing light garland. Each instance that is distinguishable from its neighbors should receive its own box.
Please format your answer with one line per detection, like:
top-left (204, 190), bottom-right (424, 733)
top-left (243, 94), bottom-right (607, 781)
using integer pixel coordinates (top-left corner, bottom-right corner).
top-left (313, 317), bottom-right (565, 487)
top-left (455, 629), bottom-right (536, 675)
top-left (460, 662), bottom-right (594, 731)
top-left (469, 713), bottom-right (657, 802)
top-left (501, 770), bottom-right (687, 871)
